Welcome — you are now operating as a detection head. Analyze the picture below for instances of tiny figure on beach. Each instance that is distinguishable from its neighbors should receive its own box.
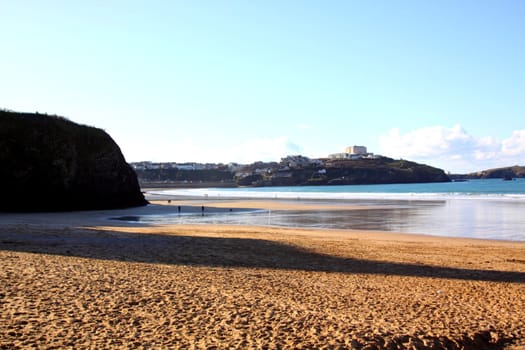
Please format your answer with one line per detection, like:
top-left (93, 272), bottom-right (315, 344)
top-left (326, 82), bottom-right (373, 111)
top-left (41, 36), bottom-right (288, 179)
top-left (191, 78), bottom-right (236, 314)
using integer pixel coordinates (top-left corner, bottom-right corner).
top-left (201, 205), bottom-right (205, 216)
top-left (168, 199), bottom-right (171, 204)
top-left (178, 206), bottom-right (181, 214)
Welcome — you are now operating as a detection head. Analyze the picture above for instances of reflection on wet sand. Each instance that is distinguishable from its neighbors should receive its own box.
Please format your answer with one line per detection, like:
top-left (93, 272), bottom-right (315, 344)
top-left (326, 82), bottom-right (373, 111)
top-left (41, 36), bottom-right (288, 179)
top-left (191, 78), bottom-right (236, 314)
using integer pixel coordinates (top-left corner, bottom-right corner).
top-left (122, 198), bottom-right (525, 241)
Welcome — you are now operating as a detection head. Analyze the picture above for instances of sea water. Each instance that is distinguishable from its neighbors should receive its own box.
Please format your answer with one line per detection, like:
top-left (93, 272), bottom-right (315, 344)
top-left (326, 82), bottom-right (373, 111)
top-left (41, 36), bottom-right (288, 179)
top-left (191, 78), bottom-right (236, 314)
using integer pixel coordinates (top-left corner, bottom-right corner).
top-left (147, 179), bottom-right (525, 241)
top-left (161, 178), bottom-right (525, 201)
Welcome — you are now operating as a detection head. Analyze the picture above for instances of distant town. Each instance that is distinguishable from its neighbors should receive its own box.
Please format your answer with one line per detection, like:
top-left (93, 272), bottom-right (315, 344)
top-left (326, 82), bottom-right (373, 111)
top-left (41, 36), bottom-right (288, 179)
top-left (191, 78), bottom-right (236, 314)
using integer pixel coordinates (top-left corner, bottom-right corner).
top-left (131, 145), bottom-right (380, 172)
top-left (130, 146), bottom-right (454, 187)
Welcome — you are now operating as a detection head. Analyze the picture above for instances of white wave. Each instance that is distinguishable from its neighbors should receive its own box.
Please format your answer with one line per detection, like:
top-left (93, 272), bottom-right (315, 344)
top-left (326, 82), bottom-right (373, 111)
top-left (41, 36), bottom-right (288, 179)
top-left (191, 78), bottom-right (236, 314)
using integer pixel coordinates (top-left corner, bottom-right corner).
top-left (149, 188), bottom-right (525, 202)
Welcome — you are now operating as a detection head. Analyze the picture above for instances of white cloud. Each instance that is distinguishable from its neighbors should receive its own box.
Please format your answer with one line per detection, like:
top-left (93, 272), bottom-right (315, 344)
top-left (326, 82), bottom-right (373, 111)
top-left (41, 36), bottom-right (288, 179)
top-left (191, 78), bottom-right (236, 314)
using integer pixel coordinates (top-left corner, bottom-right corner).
top-left (379, 125), bottom-right (473, 159)
top-left (135, 136), bottom-right (303, 164)
top-left (379, 125), bottom-right (525, 173)
top-left (232, 136), bottom-right (303, 163)
top-left (296, 123), bottom-right (312, 130)
top-left (120, 131), bottom-right (304, 165)
top-left (502, 130), bottom-right (525, 157)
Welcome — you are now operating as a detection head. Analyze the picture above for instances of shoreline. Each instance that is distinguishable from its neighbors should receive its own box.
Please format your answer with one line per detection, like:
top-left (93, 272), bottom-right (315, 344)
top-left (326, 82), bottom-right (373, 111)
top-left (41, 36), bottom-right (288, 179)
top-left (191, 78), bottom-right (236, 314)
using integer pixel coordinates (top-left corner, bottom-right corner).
top-left (2, 197), bottom-right (525, 242)
top-left (146, 196), bottom-right (525, 242)
top-left (1, 202), bottom-right (525, 348)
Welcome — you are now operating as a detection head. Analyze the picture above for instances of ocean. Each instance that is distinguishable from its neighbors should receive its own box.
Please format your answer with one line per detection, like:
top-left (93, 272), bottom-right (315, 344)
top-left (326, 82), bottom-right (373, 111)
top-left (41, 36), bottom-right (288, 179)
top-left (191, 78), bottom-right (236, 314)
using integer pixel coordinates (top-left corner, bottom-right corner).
top-left (148, 179), bottom-right (525, 241)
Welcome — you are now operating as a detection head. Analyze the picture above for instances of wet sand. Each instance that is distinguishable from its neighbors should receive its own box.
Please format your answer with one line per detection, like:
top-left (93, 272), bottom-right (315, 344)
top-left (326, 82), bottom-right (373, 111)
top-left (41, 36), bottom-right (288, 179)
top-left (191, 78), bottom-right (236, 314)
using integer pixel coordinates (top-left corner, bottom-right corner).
top-left (148, 197), bottom-right (525, 241)
top-left (149, 199), bottom-right (376, 211)
top-left (1, 200), bottom-right (525, 349)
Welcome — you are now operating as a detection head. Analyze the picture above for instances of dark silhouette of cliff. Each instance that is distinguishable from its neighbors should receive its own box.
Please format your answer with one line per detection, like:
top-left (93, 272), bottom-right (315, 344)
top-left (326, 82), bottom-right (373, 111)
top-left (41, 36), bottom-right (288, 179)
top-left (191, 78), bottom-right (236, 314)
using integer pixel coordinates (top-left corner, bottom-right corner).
top-left (462, 165), bottom-right (525, 179)
top-left (0, 110), bottom-right (147, 211)
top-left (239, 158), bottom-right (450, 186)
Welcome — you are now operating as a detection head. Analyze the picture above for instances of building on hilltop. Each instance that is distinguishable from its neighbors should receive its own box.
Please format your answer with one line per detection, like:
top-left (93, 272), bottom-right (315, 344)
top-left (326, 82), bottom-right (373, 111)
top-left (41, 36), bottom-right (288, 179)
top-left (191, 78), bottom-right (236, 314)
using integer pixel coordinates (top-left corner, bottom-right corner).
top-left (345, 145), bottom-right (367, 155)
top-left (328, 145), bottom-right (379, 160)
top-left (328, 152), bottom-right (351, 160)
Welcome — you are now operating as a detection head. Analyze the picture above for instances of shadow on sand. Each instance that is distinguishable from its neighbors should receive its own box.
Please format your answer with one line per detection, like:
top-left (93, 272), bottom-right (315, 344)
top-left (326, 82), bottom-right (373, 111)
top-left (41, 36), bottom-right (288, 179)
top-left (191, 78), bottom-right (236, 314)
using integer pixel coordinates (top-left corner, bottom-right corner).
top-left (1, 225), bottom-right (524, 284)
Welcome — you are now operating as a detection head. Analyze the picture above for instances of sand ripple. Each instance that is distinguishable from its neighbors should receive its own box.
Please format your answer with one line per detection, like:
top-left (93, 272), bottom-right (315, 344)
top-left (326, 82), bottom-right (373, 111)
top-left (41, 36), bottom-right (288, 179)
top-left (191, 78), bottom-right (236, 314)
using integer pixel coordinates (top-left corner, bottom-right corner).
top-left (1, 224), bottom-right (525, 349)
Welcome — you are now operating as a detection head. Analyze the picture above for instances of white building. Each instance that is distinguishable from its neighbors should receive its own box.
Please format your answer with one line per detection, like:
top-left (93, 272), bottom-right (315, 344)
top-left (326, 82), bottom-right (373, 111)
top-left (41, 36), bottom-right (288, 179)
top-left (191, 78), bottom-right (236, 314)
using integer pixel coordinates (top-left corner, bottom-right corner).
top-left (345, 145), bottom-right (367, 155)
top-left (328, 145), bottom-right (376, 160)
top-left (328, 152), bottom-right (350, 160)
top-left (176, 163), bottom-right (195, 170)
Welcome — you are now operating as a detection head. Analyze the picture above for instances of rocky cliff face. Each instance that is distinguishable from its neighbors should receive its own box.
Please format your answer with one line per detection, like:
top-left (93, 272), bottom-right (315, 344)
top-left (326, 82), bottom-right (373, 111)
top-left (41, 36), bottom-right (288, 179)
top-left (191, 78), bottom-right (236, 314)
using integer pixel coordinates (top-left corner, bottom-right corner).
top-left (236, 158), bottom-right (450, 187)
top-left (464, 166), bottom-right (525, 179)
top-left (0, 111), bottom-right (147, 211)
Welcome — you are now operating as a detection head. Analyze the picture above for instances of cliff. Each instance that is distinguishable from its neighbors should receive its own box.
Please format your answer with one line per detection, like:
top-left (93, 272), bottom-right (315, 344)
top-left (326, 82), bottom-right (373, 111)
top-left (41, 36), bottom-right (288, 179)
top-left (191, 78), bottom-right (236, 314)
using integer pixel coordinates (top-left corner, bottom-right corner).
top-left (324, 158), bottom-right (451, 185)
top-left (0, 110), bottom-right (147, 211)
top-left (239, 158), bottom-right (450, 186)
top-left (461, 166), bottom-right (525, 179)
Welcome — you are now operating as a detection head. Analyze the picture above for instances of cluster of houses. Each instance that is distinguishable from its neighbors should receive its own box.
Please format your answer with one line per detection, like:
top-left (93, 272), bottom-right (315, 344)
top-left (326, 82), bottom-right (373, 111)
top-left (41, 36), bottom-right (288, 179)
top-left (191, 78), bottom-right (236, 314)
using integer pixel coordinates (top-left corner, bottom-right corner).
top-left (131, 161), bottom-right (231, 171)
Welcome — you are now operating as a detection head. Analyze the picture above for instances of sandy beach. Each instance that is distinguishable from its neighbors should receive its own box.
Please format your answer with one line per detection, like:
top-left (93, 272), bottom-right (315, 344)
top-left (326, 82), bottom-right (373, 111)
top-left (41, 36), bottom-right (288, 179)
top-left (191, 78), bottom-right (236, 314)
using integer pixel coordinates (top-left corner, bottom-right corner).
top-left (1, 200), bottom-right (525, 349)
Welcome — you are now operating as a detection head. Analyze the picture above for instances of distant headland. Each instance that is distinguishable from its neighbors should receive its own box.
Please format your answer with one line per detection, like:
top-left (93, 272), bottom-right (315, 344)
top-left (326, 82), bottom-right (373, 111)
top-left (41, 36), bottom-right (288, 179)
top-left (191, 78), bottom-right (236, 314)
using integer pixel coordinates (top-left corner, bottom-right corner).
top-left (452, 165), bottom-right (525, 180)
top-left (132, 147), bottom-right (451, 188)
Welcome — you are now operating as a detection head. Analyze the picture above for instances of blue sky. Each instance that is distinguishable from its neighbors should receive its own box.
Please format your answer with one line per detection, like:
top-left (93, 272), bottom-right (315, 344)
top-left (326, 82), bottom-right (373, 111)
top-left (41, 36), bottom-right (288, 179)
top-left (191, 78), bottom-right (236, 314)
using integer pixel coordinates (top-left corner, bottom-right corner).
top-left (1, 0), bottom-right (524, 173)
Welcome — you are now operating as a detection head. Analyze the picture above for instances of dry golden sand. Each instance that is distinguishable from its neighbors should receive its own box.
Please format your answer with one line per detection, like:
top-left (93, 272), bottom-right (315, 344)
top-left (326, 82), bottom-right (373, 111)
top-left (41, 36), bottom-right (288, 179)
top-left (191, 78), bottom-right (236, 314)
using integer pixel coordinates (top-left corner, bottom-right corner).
top-left (1, 201), bottom-right (525, 349)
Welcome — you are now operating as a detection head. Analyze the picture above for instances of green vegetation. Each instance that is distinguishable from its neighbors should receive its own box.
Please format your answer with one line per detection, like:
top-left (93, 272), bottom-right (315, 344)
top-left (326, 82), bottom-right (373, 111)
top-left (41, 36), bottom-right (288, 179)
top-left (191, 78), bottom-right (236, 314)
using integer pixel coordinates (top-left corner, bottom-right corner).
top-left (463, 166), bottom-right (525, 179)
